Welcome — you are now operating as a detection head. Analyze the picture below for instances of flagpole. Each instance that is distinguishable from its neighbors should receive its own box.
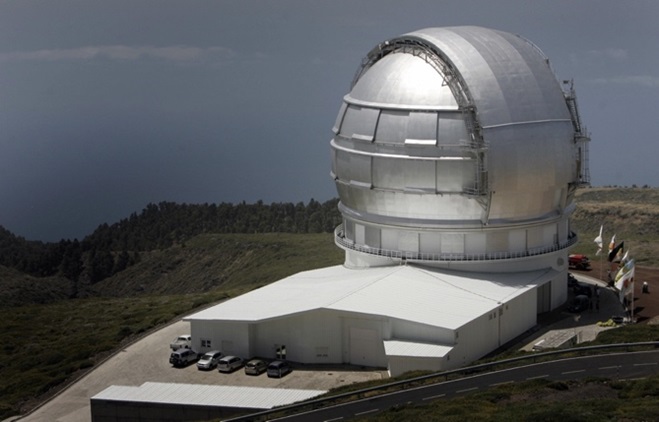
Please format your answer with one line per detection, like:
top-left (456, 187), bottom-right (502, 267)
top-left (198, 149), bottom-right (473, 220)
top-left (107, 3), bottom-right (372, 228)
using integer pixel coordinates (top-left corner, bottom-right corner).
top-left (631, 272), bottom-right (635, 323)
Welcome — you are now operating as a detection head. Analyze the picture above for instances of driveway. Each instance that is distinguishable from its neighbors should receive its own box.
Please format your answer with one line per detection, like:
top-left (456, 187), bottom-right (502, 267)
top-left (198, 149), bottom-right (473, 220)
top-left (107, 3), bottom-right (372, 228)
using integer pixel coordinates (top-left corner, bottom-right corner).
top-left (16, 319), bottom-right (384, 422)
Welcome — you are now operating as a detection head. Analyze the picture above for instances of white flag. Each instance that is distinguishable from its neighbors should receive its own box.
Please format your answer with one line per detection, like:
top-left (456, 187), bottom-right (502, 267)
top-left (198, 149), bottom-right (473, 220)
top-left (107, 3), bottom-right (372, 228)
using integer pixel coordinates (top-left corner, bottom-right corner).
top-left (594, 225), bottom-right (603, 255)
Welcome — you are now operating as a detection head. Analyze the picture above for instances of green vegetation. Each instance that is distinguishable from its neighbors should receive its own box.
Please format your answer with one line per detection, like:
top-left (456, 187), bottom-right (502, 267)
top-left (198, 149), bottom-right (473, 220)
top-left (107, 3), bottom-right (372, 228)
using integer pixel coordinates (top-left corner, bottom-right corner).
top-left (571, 187), bottom-right (659, 267)
top-left (0, 187), bottom-right (658, 419)
top-left (0, 232), bottom-right (343, 419)
top-left (0, 293), bottom-right (224, 417)
top-left (586, 323), bottom-right (659, 345)
top-left (0, 198), bottom-right (342, 298)
top-left (361, 376), bottom-right (659, 421)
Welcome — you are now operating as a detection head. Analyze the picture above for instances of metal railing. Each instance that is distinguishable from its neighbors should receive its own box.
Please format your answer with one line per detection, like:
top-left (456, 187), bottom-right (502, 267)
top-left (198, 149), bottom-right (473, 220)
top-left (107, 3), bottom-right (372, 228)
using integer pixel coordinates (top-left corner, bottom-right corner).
top-left (225, 342), bottom-right (659, 422)
top-left (334, 224), bottom-right (578, 263)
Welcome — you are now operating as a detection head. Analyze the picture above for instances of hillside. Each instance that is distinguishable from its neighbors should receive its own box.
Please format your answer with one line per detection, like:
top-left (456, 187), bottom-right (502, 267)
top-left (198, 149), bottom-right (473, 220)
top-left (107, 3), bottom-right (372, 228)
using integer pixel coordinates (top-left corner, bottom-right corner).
top-left (0, 233), bottom-right (344, 419)
top-left (0, 266), bottom-right (71, 306)
top-left (101, 187), bottom-right (658, 296)
top-left (2, 188), bottom-right (658, 305)
top-left (1, 188), bottom-right (658, 419)
top-left (92, 233), bottom-right (344, 296)
top-left (570, 187), bottom-right (659, 266)
top-left (0, 198), bottom-right (342, 299)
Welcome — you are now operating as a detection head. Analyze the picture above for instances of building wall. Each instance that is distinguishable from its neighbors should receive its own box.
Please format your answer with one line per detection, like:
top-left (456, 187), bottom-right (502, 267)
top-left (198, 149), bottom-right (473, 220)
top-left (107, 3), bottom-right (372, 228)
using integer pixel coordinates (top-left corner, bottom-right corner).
top-left (498, 290), bottom-right (538, 345)
top-left (341, 313), bottom-right (389, 368)
top-left (450, 312), bottom-right (498, 368)
top-left (190, 321), bottom-right (249, 357)
top-left (252, 310), bottom-right (343, 362)
top-left (551, 269), bottom-right (569, 309)
top-left (388, 356), bottom-right (444, 377)
top-left (344, 219), bottom-right (566, 258)
top-left (189, 275), bottom-right (558, 373)
top-left (90, 399), bottom-right (249, 422)
top-left (390, 319), bottom-right (454, 345)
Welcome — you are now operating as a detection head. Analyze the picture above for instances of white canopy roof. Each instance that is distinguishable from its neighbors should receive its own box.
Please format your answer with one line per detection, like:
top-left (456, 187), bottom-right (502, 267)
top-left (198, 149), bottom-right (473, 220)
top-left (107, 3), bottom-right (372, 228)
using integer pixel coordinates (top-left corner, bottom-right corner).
top-left (92, 382), bottom-right (326, 409)
top-left (185, 264), bottom-right (556, 330)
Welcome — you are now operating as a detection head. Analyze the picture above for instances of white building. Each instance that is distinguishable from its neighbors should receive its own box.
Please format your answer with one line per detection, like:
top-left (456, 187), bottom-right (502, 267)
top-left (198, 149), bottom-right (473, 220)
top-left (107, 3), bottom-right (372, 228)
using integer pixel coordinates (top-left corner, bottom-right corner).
top-left (185, 26), bottom-right (590, 377)
top-left (186, 265), bottom-right (561, 376)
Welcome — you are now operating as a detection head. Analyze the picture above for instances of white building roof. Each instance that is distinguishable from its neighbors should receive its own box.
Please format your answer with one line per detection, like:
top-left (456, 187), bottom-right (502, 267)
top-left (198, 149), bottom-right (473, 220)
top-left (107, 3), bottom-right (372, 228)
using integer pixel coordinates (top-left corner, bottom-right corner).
top-left (384, 339), bottom-right (453, 358)
top-left (185, 265), bottom-right (556, 330)
top-left (91, 382), bottom-right (326, 409)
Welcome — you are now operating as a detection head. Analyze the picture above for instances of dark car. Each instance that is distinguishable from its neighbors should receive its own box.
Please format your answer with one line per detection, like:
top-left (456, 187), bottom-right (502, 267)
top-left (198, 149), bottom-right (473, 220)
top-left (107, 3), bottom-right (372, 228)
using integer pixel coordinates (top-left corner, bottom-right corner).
top-left (169, 349), bottom-right (199, 367)
top-left (267, 360), bottom-right (292, 378)
top-left (244, 359), bottom-right (268, 375)
top-left (568, 295), bottom-right (590, 313)
top-left (573, 282), bottom-right (593, 298)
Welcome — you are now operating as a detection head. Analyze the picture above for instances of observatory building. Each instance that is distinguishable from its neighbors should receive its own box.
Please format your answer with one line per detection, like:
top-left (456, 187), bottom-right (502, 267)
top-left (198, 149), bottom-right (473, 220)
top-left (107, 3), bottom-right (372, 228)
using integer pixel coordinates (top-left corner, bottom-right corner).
top-left (186, 26), bottom-right (590, 376)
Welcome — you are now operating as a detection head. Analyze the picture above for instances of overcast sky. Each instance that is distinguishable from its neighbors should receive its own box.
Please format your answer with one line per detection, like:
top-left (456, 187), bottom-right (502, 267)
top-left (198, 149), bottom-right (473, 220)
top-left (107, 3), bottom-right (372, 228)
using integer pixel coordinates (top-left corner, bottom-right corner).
top-left (1, 0), bottom-right (657, 242)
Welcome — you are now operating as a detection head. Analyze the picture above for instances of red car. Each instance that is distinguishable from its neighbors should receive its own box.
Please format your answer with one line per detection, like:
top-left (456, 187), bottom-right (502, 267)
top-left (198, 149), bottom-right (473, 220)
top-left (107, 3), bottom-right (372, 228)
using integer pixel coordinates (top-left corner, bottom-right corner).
top-left (569, 254), bottom-right (591, 270)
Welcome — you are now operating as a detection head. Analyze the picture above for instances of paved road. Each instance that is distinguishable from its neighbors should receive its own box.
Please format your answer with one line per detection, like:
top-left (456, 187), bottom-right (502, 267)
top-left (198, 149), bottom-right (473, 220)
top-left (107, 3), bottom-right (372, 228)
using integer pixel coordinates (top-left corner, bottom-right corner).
top-left (264, 350), bottom-right (659, 422)
top-left (16, 318), bottom-right (383, 422)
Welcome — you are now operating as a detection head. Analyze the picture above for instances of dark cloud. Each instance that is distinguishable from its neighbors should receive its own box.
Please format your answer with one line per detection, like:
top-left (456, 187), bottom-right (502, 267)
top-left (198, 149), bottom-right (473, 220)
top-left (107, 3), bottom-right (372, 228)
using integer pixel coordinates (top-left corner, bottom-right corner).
top-left (1, 0), bottom-right (658, 241)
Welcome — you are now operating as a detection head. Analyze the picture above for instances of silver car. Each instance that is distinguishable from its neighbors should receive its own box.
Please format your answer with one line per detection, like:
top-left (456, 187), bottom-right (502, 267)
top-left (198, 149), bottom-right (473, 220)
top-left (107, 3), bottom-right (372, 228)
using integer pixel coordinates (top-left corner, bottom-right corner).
top-left (244, 359), bottom-right (268, 375)
top-left (217, 355), bottom-right (243, 373)
top-left (196, 350), bottom-right (223, 370)
top-left (169, 349), bottom-right (198, 368)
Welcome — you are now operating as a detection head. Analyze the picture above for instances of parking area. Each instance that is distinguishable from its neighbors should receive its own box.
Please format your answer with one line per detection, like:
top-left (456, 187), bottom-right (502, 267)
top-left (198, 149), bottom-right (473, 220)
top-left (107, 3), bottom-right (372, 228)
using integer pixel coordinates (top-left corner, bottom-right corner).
top-left (19, 319), bottom-right (386, 422)
top-left (166, 357), bottom-right (385, 391)
top-left (21, 273), bottom-right (637, 422)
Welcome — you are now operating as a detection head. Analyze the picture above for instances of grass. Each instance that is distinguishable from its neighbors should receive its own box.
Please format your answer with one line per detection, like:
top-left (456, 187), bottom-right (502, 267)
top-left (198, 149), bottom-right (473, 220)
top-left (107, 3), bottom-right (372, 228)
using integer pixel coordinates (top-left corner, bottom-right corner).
top-left (0, 292), bottom-right (229, 418)
top-left (571, 187), bottom-right (659, 267)
top-left (2, 188), bottom-right (659, 419)
top-left (0, 233), bottom-right (344, 419)
top-left (358, 376), bottom-right (659, 421)
top-left (91, 232), bottom-right (344, 297)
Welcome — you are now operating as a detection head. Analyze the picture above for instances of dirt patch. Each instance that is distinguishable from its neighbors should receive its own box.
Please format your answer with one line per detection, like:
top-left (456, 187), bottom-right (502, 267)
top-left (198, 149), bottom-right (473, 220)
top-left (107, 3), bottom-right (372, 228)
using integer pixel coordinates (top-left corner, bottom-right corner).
top-left (504, 380), bottom-right (619, 404)
top-left (574, 265), bottom-right (659, 324)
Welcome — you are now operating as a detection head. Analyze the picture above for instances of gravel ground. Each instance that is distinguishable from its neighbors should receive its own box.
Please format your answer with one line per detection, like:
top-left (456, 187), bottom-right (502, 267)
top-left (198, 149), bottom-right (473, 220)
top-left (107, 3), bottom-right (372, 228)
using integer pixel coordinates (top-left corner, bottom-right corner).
top-left (14, 318), bottom-right (385, 422)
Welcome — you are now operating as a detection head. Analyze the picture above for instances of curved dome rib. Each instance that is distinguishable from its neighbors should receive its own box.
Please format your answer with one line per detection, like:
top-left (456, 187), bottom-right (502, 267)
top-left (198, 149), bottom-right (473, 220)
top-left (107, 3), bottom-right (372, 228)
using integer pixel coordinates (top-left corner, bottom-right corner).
top-left (351, 35), bottom-right (489, 200)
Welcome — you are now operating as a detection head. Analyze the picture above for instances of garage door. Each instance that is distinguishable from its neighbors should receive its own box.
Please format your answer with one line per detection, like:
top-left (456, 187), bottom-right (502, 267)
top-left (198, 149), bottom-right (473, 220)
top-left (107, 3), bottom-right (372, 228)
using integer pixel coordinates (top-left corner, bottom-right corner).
top-left (349, 327), bottom-right (381, 366)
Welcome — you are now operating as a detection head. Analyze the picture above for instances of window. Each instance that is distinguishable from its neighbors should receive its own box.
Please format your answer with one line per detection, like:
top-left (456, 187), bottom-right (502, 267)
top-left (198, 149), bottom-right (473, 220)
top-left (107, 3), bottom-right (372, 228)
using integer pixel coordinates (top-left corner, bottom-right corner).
top-left (201, 338), bottom-right (212, 348)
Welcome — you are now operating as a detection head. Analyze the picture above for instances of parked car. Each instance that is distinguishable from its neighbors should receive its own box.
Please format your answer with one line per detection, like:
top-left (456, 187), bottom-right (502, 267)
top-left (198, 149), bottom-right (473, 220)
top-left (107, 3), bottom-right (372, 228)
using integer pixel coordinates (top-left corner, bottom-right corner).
top-left (170, 334), bottom-right (192, 351)
top-left (244, 359), bottom-right (268, 375)
top-left (568, 254), bottom-right (591, 270)
top-left (267, 360), bottom-right (292, 378)
top-left (573, 282), bottom-right (593, 298)
top-left (611, 315), bottom-right (625, 324)
top-left (169, 349), bottom-right (199, 367)
top-left (197, 350), bottom-right (224, 370)
top-left (568, 295), bottom-right (590, 313)
top-left (217, 355), bottom-right (243, 373)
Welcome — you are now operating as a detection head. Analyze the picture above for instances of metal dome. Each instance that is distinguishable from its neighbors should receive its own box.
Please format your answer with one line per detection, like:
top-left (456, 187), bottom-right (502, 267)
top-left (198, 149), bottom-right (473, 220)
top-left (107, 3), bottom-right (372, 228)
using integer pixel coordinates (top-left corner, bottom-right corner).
top-left (330, 26), bottom-right (590, 270)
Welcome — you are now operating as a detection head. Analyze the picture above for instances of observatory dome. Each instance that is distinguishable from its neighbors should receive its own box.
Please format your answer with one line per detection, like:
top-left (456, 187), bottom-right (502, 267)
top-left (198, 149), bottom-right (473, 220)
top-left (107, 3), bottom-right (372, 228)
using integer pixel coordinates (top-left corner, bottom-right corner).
top-left (331, 26), bottom-right (590, 270)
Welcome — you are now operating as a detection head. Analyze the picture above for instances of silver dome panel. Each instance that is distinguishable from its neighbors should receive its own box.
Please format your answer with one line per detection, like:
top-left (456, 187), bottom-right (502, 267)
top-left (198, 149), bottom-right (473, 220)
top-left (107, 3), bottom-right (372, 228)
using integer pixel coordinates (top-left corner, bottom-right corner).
top-left (330, 26), bottom-right (589, 267)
